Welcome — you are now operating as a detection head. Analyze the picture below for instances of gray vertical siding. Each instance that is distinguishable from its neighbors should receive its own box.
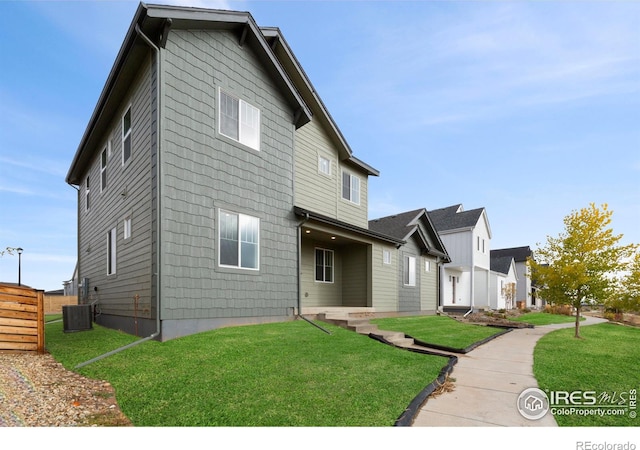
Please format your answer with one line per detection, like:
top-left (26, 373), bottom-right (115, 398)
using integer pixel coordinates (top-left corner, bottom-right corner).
top-left (159, 29), bottom-right (298, 326)
top-left (77, 55), bottom-right (154, 326)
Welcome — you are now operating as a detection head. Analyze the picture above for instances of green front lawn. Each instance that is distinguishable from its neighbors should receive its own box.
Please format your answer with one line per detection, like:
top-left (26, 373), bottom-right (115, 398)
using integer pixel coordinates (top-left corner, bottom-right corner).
top-left (45, 319), bottom-right (448, 426)
top-left (510, 312), bottom-right (584, 326)
top-left (534, 323), bottom-right (640, 426)
top-left (371, 315), bottom-right (504, 350)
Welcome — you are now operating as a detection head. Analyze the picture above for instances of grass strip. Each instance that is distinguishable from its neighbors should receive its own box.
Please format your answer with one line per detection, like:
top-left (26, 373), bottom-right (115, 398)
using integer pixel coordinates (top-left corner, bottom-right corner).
top-left (510, 312), bottom-right (585, 326)
top-left (371, 315), bottom-right (503, 350)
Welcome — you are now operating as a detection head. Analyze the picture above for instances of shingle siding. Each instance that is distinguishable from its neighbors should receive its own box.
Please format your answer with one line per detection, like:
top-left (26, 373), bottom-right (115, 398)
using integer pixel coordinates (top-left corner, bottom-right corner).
top-left (160, 29), bottom-right (298, 323)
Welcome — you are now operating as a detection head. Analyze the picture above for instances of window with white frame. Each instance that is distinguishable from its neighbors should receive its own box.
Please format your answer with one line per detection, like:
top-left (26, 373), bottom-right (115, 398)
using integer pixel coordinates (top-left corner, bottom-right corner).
top-left (123, 217), bottom-right (132, 240)
top-left (425, 260), bottom-right (431, 272)
top-left (85, 176), bottom-right (90, 212)
top-left (107, 227), bottom-right (117, 275)
top-left (219, 210), bottom-right (259, 270)
top-left (318, 155), bottom-right (331, 176)
top-left (404, 256), bottom-right (416, 286)
top-left (122, 107), bottom-right (132, 165)
top-left (383, 249), bottom-right (391, 265)
top-left (341, 171), bottom-right (360, 205)
top-left (315, 248), bottom-right (334, 283)
top-left (219, 89), bottom-right (260, 151)
top-left (100, 148), bottom-right (107, 192)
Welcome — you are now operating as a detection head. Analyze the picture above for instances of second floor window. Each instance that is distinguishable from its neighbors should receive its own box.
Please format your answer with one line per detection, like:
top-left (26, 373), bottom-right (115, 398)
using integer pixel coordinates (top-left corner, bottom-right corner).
top-left (100, 149), bottom-right (107, 192)
top-left (219, 90), bottom-right (260, 151)
top-left (318, 155), bottom-right (331, 176)
top-left (85, 176), bottom-right (90, 212)
top-left (342, 171), bottom-right (360, 205)
top-left (122, 107), bottom-right (132, 165)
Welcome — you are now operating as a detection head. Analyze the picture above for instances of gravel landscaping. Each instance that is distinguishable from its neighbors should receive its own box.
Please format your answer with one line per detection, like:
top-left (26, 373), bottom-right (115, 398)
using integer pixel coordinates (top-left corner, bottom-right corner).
top-left (0, 352), bottom-right (131, 427)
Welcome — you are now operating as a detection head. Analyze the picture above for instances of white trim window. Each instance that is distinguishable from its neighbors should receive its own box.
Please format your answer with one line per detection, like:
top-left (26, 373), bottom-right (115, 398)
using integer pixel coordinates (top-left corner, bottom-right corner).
top-left (85, 176), bottom-right (90, 212)
top-left (219, 89), bottom-right (260, 151)
top-left (123, 217), bottom-right (132, 240)
top-left (341, 171), bottom-right (360, 205)
top-left (107, 227), bottom-right (117, 275)
top-left (318, 155), bottom-right (331, 176)
top-left (383, 249), bottom-right (391, 265)
top-left (404, 256), bottom-right (416, 286)
top-left (122, 106), bottom-right (132, 165)
top-left (219, 210), bottom-right (259, 270)
top-left (425, 260), bottom-right (431, 272)
top-left (100, 148), bottom-right (107, 192)
top-left (315, 248), bottom-right (334, 283)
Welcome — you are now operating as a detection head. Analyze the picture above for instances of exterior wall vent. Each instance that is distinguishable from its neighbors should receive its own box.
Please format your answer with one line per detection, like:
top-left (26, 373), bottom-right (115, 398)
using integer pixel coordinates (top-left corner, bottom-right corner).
top-left (62, 304), bottom-right (93, 333)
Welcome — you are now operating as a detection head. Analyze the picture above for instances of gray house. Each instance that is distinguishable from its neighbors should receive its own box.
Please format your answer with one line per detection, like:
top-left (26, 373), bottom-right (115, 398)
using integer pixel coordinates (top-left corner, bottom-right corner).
top-left (66, 4), bottom-right (316, 340)
top-left (65, 3), bottom-right (432, 341)
top-left (369, 209), bottom-right (450, 313)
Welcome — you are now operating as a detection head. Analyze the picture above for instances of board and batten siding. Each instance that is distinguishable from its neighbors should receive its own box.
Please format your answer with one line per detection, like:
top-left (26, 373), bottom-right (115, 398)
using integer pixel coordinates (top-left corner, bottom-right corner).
top-left (420, 255), bottom-right (438, 311)
top-left (159, 29), bottom-right (298, 327)
top-left (371, 243), bottom-right (398, 311)
top-left (78, 55), bottom-right (154, 320)
top-left (294, 120), bottom-right (369, 228)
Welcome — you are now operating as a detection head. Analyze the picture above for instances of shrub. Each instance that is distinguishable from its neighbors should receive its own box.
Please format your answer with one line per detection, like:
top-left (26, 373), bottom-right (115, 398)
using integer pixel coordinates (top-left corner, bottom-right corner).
top-left (544, 304), bottom-right (574, 316)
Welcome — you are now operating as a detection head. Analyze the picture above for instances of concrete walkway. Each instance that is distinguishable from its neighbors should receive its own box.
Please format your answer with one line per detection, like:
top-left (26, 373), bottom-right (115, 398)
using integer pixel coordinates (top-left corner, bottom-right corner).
top-left (412, 315), bottom-right (609, 427)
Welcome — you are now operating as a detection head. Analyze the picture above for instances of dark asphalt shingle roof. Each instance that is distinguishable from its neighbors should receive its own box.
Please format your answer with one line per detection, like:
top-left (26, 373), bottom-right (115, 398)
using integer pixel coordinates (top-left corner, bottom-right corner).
top-left (491, 246), bottom-right (532, 262)
top-left (490, 255), bottom-right (514, 275)
top-left (427, 204), bottom-right (485, 232)
top-left (368, 208), bottom-right (424, 240)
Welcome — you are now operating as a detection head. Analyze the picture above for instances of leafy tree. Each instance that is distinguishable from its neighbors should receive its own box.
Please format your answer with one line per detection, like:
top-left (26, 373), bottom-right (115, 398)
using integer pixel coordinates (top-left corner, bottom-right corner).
top-left (530, 203), bottom-right (637, 338)
top-left (607, 250), bottom-right (640, 313)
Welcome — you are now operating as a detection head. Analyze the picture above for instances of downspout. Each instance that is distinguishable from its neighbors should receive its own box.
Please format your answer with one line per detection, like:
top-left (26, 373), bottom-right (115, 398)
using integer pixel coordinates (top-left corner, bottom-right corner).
top-left (76, 23), bottom-right (164, 369)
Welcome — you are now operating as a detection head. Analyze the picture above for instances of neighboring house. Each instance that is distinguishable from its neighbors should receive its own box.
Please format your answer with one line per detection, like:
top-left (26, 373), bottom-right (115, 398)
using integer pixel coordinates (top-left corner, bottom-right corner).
top-left (369, 209), bottom-right (450, 313)
top-left (489, 253), bottom-right (518, 310)
top-left (427, 204), bottom-right (492, 311)
top-left (491, 246), bottom-right (540, 308)
top-left (63, 263), bottom-right (78, 296)
top-left (65, 4), bottom-right (424, 341)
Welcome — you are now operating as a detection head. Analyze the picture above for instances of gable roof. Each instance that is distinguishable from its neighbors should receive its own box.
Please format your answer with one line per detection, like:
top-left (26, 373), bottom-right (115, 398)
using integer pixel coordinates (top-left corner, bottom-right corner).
top-left (427, 204), bottom-right (491, 238)
top-left (369, 208), bottom-right (450, 261)
top-left (491, 246), bottom-right (533, 263)
top-left (260, 27), bottom-right (379, 176)
top-left (490, 255), bottom-right (515, 275)
top-left (66, 3), bottom-right (313, 185)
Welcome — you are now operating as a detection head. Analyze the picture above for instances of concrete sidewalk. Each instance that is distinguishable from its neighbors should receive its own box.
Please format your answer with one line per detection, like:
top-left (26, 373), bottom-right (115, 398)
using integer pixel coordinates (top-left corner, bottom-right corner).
top-left (412, 315), bottom-right (609, 427)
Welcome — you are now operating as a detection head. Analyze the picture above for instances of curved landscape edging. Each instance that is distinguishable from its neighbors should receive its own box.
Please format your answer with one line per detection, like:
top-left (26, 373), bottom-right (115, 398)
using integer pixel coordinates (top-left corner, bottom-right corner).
top-left (408, 327), bottom-right (513, 354)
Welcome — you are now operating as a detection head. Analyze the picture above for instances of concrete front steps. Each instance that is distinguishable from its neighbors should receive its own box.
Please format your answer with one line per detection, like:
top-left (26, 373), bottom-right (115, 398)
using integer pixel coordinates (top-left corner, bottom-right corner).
top-left (316, 313), bottom-right (414, 348)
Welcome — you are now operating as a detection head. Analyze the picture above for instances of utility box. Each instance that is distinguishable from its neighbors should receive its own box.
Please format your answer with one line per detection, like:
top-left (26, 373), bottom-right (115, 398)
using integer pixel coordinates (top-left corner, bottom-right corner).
top-left (62, 304), bottom-right (93, 333)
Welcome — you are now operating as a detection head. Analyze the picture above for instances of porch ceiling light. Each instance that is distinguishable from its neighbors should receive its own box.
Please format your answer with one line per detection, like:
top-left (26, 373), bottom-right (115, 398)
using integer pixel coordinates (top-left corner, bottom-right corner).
top-left (305, 230), bottom-right (311, 234)
top-left (331, 236), bottom-right (336, 240)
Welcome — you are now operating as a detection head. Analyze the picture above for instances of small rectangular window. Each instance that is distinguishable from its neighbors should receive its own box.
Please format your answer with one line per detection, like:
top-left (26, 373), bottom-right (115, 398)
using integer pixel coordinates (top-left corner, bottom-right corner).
top-left (100, 148), bottom-right (107, 192)
top-left (107, 227), bottom-right (117, 275)
top-left (123, 217), bottom-right (132, 240)
top-left (315, 248), bottom-right (334, 283)
top-left (318, 155), bottom-right (331, 176)
top-left (425, 260), bottom-right (431, 272)
top-left (122, 107), bottom-right (132, 165)
top-left (219, 210), bottom-right (259, 270)
top-left (341, 171), bottom-right (360, 205)
top-left (219, 89), bottom-right (260, 151)
top-left (383, 249), bottom-right (391, 265)
top-left (85, 176), bottom-right (90, 212)
top-left (404, 256), bottom-right (416, 286)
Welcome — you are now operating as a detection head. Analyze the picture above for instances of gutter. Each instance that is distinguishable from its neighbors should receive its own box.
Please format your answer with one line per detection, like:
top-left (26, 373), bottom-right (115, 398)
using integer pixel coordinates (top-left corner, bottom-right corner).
top-left (75, 23), bottom-right (166, 369)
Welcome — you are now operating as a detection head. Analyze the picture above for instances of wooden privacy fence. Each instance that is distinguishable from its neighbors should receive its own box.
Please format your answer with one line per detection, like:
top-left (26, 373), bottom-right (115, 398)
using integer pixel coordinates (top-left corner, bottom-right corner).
top-left (0, 283), bottom-right (45, 353)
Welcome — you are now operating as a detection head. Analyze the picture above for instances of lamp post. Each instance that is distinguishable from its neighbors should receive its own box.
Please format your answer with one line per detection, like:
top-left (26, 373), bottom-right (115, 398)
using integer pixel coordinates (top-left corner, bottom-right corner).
top-left (17, 247), bottom-right (23, 286)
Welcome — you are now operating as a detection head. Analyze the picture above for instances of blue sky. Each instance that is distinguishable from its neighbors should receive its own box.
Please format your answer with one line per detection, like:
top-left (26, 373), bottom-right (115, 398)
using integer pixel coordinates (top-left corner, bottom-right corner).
top-left (1, 0), bottom-right (639, 291)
